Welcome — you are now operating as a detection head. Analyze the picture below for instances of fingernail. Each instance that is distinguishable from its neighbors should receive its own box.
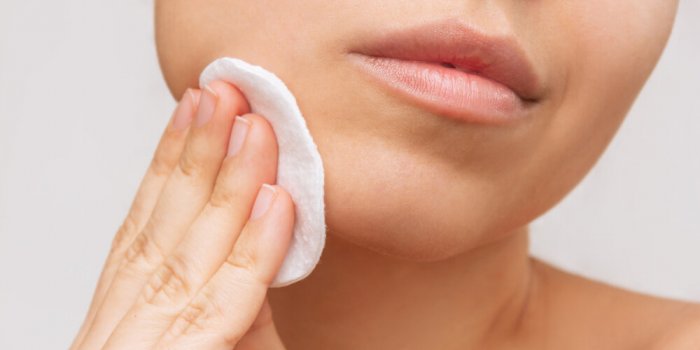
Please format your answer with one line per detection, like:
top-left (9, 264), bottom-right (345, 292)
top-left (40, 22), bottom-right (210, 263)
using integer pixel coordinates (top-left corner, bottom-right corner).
top-left (195, 84), bottom-right (218, 127)
top-left (250, 184), bottom-right (277, 220)
top-left (170, 88), bottom-right (197, 130)
top-left (227, 116), bottom-right (251, 156)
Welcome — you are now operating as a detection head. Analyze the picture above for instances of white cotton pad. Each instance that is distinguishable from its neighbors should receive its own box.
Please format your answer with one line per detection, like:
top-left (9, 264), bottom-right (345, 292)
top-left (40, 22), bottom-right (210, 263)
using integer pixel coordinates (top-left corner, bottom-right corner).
top-left (199, 57), bottom-right (326, 287)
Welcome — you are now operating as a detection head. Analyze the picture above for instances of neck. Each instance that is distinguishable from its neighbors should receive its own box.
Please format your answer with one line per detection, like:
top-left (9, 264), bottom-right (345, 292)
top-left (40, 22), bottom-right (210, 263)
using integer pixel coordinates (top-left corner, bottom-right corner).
top-left (268, 226), bottom-right (535, 350)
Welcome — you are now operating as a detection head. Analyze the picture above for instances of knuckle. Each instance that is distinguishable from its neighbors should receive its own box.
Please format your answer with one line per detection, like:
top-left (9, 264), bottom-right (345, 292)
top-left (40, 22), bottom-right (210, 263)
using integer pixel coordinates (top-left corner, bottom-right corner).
top-left (149, 152), bottom-right (174, 179)
top-left (110, 214), bottom-right (138, 255)
top-left (171, 302), bottom-right (209, 336)
top-left (168, 291), bottom-right (224, 340)
top-left (140, 254), bottom-right (194, 306)
top-left (208, 183), bottom-right (245, 210)
top-left (224, 244), bottom-right (265, 284)
top-left (123, 227), bottom-right (165, 272)
top-left (177, 146), bottom-right (205, 179)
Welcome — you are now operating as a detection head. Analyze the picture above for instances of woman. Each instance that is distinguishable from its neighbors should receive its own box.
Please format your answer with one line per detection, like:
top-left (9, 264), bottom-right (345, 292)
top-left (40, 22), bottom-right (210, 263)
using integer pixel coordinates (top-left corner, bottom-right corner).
top-left (70, 1), bottom-right (699, 349)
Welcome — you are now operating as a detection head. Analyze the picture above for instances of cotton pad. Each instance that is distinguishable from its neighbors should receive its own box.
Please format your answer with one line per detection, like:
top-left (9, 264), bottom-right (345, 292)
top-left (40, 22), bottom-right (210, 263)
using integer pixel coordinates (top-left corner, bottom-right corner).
top-left (199, 57), bottom-right (326, 287)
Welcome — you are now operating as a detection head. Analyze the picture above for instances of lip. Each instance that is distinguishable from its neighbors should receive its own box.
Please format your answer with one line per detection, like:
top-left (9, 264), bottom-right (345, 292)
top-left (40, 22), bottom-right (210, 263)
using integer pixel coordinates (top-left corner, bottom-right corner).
top-left (347, 18), bottom-right (543, 124)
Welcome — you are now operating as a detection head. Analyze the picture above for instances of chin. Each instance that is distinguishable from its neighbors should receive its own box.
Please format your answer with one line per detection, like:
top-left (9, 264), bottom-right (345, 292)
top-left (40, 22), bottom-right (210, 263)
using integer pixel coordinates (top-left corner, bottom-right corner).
top-left (323, 200), bottom-right (529, 263)
top-left (319, 152), bottom-right (536, 263)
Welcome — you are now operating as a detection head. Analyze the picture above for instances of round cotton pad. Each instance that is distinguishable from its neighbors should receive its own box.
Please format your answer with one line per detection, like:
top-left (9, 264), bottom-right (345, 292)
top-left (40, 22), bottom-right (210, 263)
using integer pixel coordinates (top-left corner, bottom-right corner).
top-left (199, 57), bottom-right (326, 287)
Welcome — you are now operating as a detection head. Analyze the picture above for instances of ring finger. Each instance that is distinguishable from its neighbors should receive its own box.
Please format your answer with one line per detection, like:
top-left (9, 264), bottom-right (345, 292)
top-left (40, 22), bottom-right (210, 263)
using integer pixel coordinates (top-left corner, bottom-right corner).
top-left (103, 114), bottom-right (287, 349)
top-left (78, 81), bottom-right (250, 350)
top-left (72, 88), bottom-right (200, 349)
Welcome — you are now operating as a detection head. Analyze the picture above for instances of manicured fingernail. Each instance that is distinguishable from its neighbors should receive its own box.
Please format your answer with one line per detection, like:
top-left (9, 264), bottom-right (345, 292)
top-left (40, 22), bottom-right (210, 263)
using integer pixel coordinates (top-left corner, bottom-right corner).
top-left (250, 184), bottom-right (277, 220)
top-left (227, 116), bottom-right (251, 156)
top-left (195, 84), bottom-right (217, 127)
top-left (171, 89), bottom-right (197, 130)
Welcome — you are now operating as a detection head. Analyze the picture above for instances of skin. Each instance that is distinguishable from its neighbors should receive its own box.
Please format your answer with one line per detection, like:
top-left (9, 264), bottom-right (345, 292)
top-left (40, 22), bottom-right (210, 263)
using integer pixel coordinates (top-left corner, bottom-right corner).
top-left (70, 1), bottom-right (700, 349)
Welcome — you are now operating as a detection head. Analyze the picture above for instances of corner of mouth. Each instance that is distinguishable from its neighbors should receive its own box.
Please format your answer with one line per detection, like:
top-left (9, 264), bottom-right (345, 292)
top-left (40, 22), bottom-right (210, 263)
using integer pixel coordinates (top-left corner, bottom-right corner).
top-left (347, 18), bottom-right (547, 107)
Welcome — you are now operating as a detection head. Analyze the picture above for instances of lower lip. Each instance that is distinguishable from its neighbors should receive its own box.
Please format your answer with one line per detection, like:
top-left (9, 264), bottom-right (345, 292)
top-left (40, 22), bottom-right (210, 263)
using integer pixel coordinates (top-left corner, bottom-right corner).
top-left (347, 54), bottom-right (527, 124)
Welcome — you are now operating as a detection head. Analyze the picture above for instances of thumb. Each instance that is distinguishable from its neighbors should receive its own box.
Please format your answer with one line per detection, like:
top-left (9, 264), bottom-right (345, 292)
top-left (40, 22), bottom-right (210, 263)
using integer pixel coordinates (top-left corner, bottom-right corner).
top-left (235, 297), bottom-right (287, 350)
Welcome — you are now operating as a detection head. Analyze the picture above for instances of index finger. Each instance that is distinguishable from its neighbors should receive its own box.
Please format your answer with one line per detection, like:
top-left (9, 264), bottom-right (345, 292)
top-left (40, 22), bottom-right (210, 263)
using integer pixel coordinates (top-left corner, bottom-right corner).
top-left (71, 88), bottom-right (200, 349)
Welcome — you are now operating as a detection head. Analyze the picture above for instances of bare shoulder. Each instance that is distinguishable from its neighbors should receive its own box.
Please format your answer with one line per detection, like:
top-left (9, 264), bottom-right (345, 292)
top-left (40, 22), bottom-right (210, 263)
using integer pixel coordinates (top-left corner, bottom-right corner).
top-left (649, 306), bottom-right (700, 350)
top-left (530, 259), bottom-right (700, 349)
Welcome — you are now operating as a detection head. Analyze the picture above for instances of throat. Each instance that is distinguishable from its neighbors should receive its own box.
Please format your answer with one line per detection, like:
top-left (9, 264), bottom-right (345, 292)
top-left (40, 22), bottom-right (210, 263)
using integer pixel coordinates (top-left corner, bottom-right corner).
top-left (267, 226), bottom-right (536, 350)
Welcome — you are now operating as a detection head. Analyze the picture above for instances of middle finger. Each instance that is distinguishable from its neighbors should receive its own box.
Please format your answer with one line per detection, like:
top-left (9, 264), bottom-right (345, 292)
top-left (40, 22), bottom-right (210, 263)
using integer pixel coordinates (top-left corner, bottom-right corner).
top-left (103, 113), bottom-right (282, 349)
top-left (78, 81), bottom-right (250, 350)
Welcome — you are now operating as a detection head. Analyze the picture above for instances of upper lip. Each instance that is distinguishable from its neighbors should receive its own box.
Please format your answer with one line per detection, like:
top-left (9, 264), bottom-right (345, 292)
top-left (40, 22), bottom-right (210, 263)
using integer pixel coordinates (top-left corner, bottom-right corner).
top-left (349, 18), bottom-right (544, 102)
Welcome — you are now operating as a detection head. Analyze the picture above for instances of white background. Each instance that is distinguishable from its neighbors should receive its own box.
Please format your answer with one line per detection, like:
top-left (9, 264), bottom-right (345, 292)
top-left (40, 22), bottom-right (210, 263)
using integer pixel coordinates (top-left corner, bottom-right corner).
top-left (0, 1), bottom-right (698, 348)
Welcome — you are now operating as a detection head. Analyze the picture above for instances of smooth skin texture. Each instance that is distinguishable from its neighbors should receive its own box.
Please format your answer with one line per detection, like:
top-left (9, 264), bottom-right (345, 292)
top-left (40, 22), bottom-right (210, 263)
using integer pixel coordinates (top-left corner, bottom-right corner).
top-left (71, 1), bottom-right (700, 349)
top-left (71, 82), bottom-right (294, 349)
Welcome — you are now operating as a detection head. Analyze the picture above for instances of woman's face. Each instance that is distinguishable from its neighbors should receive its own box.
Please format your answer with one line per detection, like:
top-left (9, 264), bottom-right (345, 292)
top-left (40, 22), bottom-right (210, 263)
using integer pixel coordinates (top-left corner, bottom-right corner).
top-left (155, 1), bottom-right (678, 260)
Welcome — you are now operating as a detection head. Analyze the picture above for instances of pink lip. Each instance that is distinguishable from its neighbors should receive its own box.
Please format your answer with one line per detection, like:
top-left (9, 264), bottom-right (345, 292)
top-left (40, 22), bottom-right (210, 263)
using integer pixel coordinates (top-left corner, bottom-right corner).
top-left (347, 18), bottom-right (543, 124)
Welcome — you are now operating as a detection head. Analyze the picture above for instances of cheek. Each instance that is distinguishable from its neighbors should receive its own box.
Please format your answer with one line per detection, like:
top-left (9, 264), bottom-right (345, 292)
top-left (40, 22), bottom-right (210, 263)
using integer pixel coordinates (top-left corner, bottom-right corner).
top-left (154, 0), bottom-right (677, 261)
top-left (530, 0), bottom-right (677, 199)
top-left (155, 0), bottom-right (321, 98)
top-left (321, 2), bottom-right (678, 260)
top-left (320, 136), bottom-right (501, 261)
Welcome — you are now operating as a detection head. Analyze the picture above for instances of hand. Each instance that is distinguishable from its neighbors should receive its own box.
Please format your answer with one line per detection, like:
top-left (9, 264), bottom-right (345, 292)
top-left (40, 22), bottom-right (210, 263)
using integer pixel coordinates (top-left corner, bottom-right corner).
top-left (69, 81), bottom-right (293, 349)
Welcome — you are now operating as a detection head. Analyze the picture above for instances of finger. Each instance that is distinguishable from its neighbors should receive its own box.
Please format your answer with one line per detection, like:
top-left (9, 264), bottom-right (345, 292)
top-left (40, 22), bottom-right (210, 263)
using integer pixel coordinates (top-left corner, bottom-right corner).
top-left (234, 298), bottom-right (287, 350)
top-left (102, 114), bottom-right (280, 348)
top-left (78, 81), bottom-right (250, 350)
top-left (71, 88), bottom-right (200, 350)
top-left (158, 185), bottom-right (295, 350)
